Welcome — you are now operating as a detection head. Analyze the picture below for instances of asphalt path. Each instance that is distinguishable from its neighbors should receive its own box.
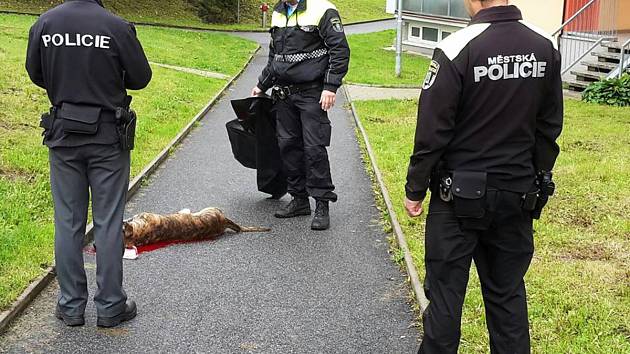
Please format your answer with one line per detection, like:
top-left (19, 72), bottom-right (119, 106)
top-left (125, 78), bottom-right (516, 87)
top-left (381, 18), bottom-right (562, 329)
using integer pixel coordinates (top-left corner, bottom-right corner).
top-left (0, 19), bottom-right (420, 353)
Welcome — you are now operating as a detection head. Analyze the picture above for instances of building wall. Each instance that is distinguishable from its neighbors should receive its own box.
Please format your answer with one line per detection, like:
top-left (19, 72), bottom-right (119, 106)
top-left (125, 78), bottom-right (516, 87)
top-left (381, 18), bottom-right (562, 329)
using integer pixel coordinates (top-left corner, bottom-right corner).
top-left (510, 0), bottom-right (565, 35)
top-left (618, 0), bottom-right (630, 32)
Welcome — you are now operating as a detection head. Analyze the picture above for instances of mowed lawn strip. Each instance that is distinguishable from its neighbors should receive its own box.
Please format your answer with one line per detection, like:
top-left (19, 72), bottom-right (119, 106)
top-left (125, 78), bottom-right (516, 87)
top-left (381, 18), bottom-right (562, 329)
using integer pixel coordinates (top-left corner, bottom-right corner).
top-left (347, 30), bottom-right (431, 87)
top-left (353, 98), bottom-right (630, 353)
top-left (137, 26), bottom-right (258, 76)
top-left (0, 14), bottom-right (251, 310)
top-left (0, 0), bottom-right (389, 30)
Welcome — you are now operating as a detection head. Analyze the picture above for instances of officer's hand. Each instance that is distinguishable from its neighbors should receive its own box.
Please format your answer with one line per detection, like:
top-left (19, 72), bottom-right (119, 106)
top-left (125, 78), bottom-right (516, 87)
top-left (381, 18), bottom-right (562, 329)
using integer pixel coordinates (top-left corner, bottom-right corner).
top-left (320, 90), bottom-right (336, 111)
top-left (404, 197), bottom-right (424, 218)
top-left (252, 86), bottom-right (263, 97)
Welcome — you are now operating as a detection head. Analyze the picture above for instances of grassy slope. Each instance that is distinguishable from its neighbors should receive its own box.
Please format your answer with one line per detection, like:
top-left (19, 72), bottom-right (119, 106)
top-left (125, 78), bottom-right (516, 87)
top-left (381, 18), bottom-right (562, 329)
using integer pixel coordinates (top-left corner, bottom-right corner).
top-left (353, 98), bottom-right (630, 353)
top-left (0, 14), bottom-right (255, 309)
top-left (137, 27), bottom-right (257, 75)
top-left (0, 0), bottom-right (389, 30)
top-left (347, 30), bottom-right (431, 87)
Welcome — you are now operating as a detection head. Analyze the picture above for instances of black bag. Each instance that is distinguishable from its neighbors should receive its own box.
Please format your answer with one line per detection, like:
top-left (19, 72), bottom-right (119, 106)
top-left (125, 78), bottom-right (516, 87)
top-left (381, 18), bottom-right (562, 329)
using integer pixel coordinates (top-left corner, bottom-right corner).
top-left (227, 96), bottom-right (287, 197)
top-left (57, 103), bottom-right (102, 135)
top-left (452, 171), bottom-right (487, 219)
top-left (226, 119), bottom-right (257, 169)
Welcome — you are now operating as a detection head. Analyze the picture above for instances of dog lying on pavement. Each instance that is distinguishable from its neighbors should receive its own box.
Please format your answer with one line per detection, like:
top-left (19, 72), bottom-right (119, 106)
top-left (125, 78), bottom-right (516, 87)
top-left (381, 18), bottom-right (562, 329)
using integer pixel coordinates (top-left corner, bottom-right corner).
top-left (123, 207), bottom-right (270, 249)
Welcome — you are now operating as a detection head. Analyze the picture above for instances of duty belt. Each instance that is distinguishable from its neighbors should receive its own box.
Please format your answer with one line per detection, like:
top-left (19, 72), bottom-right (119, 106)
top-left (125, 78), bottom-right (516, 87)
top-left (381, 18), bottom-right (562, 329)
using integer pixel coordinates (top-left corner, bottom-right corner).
top-left (271, 81), bottom-right (323, 101)
top-left (274, 48), bottom-right (328, 63)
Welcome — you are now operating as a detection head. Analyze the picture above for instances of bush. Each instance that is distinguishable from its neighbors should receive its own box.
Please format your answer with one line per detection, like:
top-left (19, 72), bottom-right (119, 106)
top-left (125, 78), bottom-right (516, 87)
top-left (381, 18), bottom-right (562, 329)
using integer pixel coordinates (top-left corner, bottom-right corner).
top-left (582, 73), bottom-right (630, 107)
top-left (187, 0), bottom-right (260, 24)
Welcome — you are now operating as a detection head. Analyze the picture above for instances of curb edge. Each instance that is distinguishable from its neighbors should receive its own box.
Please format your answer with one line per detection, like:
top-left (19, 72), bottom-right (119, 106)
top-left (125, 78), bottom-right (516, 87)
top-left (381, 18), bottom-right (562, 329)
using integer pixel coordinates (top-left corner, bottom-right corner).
top-left (342, 85), bottom-right (429, 312)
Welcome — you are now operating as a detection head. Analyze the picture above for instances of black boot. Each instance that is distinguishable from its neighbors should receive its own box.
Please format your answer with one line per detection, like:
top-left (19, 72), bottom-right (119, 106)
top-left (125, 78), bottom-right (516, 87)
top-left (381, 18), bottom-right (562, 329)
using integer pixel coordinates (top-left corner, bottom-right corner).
top-left (311, 200), bottom-right (330, 231)
top-left (274, 197), bottom-right (311, 218)
top-left (97, 300), bottom-right (137, 328)
top-left (55, 305), bottom-right (85, 327)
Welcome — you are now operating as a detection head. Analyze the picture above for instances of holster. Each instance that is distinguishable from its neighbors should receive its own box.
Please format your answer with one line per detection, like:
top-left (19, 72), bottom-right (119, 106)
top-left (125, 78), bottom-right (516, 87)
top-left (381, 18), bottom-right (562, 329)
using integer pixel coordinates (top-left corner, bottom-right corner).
top-left (39, 107), bottom-right (57, 143)
top-left (451, 171), bottom-right (487, 219)
top-left (523, 172), bottom-right (555, 219)
top-left (116, 107), bottom-right (137, 151)
top-left (56, 103), bottom-right (102, 135)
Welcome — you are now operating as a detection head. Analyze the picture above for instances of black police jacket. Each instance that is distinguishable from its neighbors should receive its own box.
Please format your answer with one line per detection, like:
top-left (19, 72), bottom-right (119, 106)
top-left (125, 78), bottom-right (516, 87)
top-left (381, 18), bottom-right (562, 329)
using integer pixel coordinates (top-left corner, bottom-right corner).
top-left (25, 0), bottom-right (152, 148)
top-left (405, 5), bottom-right (564, 201)
top-left (257, 0), bottom-right (350, 93)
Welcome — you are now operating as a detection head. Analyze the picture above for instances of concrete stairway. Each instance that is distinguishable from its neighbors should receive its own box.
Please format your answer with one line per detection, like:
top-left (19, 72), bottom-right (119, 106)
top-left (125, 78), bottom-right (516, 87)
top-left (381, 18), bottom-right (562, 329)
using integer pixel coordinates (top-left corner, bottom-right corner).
top-left (566, 41), bottom-right (630, 92)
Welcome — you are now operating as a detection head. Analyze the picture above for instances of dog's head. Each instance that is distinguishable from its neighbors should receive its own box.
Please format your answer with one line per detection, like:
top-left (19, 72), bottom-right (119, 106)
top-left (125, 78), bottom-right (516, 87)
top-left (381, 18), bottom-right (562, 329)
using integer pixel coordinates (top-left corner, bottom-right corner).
top-left (123, 219), bottom-right (134, 237)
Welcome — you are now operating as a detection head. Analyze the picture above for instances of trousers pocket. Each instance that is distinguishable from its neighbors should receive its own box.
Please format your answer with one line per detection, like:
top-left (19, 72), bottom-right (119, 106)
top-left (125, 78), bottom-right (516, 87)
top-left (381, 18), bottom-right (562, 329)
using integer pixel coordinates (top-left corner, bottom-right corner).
top-left (452, 171), bottom-right (487, 219)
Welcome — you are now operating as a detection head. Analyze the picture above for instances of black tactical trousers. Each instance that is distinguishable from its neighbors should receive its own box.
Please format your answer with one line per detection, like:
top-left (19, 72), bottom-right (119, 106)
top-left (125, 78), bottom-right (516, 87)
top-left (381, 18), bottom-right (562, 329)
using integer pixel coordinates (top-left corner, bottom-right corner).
top-left (419, 190), bottom-right (533, 354)
top-left (49, 144), bottom-right (130, 318)
top-left (273, 88), bottom-right (337, 202)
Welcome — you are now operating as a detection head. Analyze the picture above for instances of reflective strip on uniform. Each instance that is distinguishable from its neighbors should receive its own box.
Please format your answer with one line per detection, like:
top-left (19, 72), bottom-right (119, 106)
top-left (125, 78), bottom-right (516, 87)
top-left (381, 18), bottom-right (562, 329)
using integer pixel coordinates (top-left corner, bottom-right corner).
top-left (274, 48), bottom-right (328, 62)
top-left (271, 0), bottom-right (336, 27)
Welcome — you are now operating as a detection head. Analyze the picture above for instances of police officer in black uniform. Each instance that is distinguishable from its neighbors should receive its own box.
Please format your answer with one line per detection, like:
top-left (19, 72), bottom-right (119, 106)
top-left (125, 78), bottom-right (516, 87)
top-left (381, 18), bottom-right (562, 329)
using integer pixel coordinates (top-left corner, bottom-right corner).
top-left (403, 1), bottom-right (563, 352)
top-left (26, 0), bottom-right (152, 328)
top-left (252, 0), bottom-right (350, 231)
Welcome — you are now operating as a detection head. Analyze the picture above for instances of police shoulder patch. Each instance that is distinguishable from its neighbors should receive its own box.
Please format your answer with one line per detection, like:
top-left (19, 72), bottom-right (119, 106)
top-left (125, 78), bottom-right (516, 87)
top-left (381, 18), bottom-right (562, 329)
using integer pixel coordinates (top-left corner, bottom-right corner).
top-left (422, 60), bottom-right (440, 90)
top-left (330, 17), bottom-right (344, 33)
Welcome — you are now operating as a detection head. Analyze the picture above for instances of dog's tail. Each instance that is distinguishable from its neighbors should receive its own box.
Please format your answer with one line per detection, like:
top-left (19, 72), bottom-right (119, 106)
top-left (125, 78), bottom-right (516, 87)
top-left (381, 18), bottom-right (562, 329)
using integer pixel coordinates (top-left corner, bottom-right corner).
top-left (225, 218), bottom-right (271, 233)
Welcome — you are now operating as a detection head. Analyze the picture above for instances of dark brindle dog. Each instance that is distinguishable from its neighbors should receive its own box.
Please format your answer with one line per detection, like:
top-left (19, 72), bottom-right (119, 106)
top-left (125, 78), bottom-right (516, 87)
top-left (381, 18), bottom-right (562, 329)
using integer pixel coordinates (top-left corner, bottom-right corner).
top-left (123, 208), bottom-right (270, 248)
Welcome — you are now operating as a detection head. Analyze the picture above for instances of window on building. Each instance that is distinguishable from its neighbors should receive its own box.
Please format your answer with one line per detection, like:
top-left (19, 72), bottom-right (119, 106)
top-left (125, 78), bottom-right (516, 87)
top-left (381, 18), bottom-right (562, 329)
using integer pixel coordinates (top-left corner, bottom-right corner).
top-left (442, 31), bottom-right (451, 39)
top-left (422, 27), bottom-right (439, 42)
top-left (423, 0), bottom-right (449, 17)
top-left (402, 0), bottom-right (469, 19)
top-left (411, 26), bottom-right (421, 38)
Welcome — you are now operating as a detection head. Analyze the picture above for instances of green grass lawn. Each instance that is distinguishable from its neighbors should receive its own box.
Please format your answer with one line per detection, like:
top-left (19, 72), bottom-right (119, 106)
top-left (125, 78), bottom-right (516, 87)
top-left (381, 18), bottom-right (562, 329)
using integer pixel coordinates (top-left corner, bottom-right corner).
top-left (0, 14), bottom-right (256, 310)
top-left (353, 98), bottom-right (630, 353)
top-left (0, 0), bottom-right (389, 30)
top-left (137, 26), bottom-right (257, 75)
top-left (347, 30), bottom-right (431, 87)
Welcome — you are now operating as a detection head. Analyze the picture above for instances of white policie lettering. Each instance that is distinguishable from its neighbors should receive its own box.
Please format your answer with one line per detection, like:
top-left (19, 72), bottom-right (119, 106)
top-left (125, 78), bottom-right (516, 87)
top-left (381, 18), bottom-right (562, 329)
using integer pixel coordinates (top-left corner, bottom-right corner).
top-left (474, 53), bottom-right (546, 82)
top-left (41, 33), bottom-right (111, 49)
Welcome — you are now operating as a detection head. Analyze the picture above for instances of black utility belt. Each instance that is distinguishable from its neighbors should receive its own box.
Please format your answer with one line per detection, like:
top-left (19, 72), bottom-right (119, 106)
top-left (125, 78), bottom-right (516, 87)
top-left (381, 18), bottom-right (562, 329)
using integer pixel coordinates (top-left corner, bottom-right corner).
top-left (271, 81), bottom-right (323, 100)
top-left (40, 100), bottom-right (137, 151)
top-left (39, 103), bottom-right (117, 135)
top-left (435, 170), bottom-right (554, 220)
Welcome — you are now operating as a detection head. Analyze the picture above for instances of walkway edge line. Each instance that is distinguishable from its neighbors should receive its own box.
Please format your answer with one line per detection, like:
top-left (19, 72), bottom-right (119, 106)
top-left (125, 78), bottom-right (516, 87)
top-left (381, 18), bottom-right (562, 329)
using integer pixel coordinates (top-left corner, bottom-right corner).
top-left (0, 45), bottom-right (261, 334)
top-left (342, 85), bottom-right (429, 312)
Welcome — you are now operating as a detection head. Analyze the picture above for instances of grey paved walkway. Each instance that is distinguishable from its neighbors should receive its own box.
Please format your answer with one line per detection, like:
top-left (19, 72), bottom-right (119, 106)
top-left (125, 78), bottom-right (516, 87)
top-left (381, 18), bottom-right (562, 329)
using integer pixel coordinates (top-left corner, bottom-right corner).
top-left (0, 20), bottom-right (419, 353)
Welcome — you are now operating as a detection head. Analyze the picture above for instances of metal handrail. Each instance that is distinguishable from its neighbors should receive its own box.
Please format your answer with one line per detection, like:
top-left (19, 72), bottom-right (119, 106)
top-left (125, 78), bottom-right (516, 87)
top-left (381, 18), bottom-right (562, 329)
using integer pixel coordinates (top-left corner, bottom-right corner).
top-left (608, 39), bottom-right (630, 79)
top-left (561, 37), bottom-right (606, 76)
top-left (553, 0), bottom-right (598, 37)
